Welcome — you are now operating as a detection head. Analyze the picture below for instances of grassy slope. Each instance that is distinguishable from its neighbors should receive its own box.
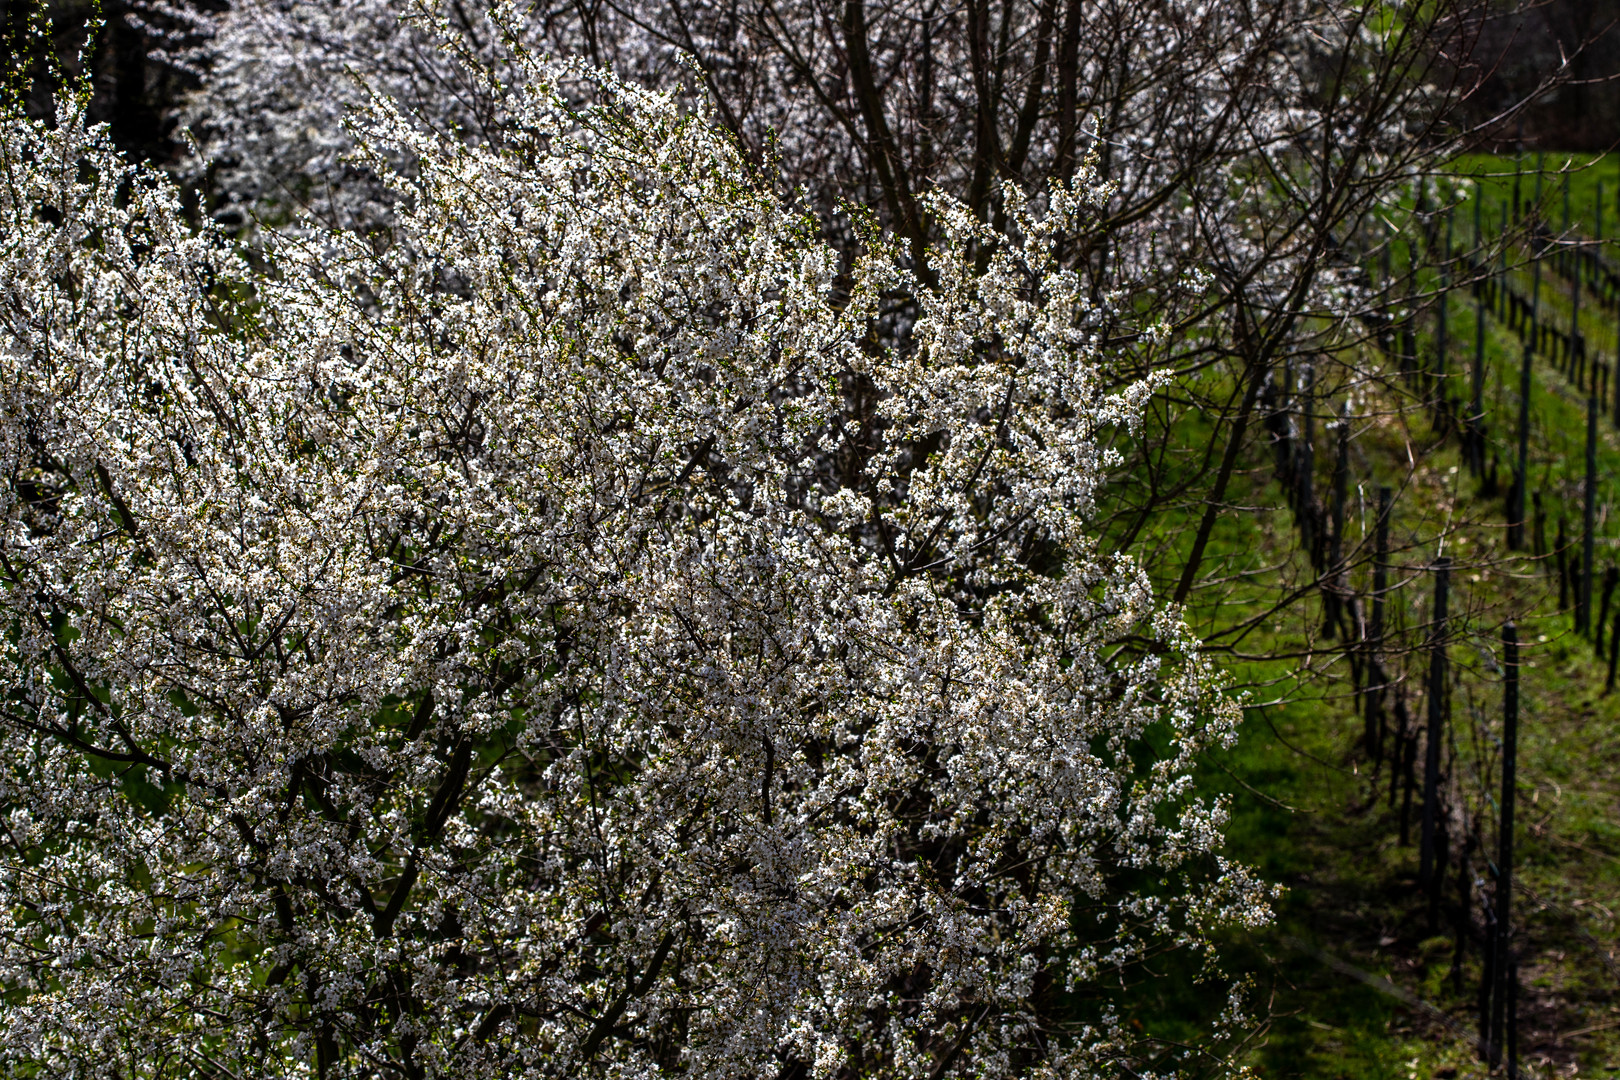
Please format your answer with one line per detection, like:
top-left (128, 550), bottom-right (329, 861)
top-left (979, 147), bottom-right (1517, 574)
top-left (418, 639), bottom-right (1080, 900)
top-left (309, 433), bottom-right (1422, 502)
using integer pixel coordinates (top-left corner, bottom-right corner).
top-left (1129, 157), bottom-right (1620, 1079)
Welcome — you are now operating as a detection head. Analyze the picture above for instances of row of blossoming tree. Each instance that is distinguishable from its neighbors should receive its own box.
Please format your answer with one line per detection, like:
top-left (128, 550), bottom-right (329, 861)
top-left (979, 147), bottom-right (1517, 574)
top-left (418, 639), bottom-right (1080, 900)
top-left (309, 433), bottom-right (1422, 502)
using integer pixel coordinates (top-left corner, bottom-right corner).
top-left (0, 0), bottom-right (1559, 1076)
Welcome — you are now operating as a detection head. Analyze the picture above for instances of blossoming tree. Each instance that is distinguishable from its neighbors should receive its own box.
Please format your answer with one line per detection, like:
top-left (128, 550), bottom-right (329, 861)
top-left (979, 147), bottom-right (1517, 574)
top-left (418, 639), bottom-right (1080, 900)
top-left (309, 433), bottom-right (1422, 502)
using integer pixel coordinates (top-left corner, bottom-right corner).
top-left (0, 24), bottom-right (1270, 1079)
top-left (158, 0), bottom-right (1508, 633)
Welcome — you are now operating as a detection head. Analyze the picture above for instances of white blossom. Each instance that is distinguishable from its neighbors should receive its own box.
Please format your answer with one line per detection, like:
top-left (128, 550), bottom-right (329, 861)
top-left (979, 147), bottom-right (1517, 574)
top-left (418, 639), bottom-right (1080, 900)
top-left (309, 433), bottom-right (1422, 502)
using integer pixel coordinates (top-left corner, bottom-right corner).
top-left (0, 38), bottom-right (1269, 1079)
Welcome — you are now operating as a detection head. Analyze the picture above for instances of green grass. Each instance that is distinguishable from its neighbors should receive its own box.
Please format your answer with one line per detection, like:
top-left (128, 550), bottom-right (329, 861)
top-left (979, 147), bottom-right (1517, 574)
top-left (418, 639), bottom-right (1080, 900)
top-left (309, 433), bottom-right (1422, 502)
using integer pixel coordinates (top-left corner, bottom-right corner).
top-left (1109, 173), bottom-right (1620, 1075)
top-left (1451, 153), bottom-right (1620, 245)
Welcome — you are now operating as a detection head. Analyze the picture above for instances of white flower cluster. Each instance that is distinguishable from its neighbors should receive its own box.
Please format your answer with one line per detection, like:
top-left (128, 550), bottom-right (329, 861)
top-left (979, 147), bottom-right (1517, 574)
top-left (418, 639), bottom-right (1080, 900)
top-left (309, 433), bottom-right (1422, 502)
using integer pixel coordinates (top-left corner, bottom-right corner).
top-left (0, 40), bottom-right (1268, 1080)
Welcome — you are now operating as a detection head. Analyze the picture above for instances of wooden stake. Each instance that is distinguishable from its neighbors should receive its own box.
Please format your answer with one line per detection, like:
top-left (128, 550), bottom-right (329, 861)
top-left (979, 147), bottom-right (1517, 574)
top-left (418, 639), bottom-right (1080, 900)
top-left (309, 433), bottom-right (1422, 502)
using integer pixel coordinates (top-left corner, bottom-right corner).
top-left (1299, 366), bottom-right (1317, 566)
top-left (1531, 248), bottom-right (1542, 344)
top-left (1489, 621), bottom-right (1519, 1069)
top-left (1573, 225), bottom-right (1584, 384)
top-left (1585, 394), bottom-right (1599, 637)
top-left (1437, 212), bottom-right (1452, 420)
top-left (1472, 290), bottom-right (1487, 474)
top-left (1534, 152), bottom-right (1545, 235)
top-left (1564, 179), bottom-right (1572, 276)
top-left (1400, 703), bottom-right (1418, 846)
top-left (1533, 491), bottom-right (1545, 558)
top-left (1380, 226), bottom-right (1394, 356)
top-left (1500, 205), bottom-right (1510, 320)
top-left (1403, 241), bottom-right (1420, 386)
top-left (1507, 959), bottom-right (1520, 1079)
top-left (1326, 404), bottom-right (1350, 638)
top-left (1420, 557), bottom-right (1450, 927)
top-left (1511, 344), bottom-right (1531, 549)
top-left (1480, 887), bottom-right (1498, 1057)
top-left (1367, 487), bottom-right (1392, 759)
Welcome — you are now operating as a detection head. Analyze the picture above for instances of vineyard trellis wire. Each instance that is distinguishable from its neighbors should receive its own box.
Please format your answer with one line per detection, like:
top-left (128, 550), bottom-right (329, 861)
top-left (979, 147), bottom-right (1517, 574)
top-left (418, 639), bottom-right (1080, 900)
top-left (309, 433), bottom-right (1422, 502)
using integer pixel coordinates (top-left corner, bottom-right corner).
top-left (1271, 154), bottom-right (1620, 1076)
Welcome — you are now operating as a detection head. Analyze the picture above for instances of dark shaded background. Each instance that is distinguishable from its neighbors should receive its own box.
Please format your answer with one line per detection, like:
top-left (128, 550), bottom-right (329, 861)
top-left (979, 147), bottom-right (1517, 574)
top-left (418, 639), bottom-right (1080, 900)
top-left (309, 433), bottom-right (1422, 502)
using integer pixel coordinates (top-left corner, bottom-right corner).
top-left (3, 0), bottom-right (199, 165)
top-left (7, 0), bottom-right (1620, 168)
top-left (1466, 0), bottom-right (1620, 150)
